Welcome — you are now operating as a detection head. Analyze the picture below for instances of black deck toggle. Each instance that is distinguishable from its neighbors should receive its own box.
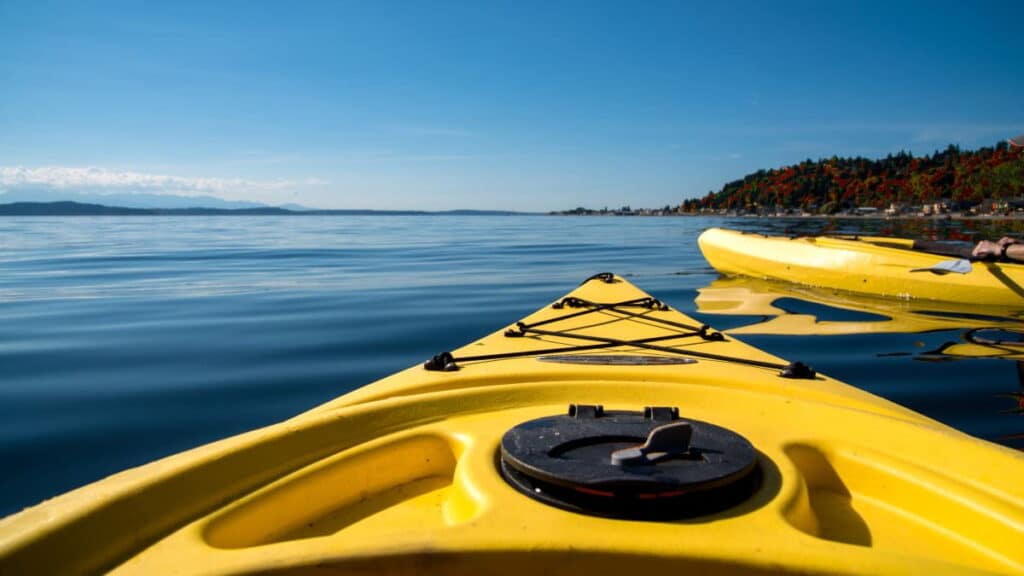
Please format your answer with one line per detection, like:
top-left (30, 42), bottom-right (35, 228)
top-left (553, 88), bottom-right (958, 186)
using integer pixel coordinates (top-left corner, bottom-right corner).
top-left (423, 352), bottom-right (459, 372)
top-left (779, 361), bottom-right (816, 379)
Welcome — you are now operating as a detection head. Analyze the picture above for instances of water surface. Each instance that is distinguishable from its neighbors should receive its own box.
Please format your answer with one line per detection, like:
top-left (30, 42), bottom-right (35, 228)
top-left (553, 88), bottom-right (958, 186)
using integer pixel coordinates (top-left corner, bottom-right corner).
top-left (1, 215), bottom-right (1022, 516)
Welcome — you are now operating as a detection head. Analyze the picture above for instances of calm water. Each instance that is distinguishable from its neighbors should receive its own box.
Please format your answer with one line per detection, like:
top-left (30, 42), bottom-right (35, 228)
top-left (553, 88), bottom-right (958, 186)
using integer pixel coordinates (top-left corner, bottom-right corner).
top-left (2, 215), bottom-right (1023, 517)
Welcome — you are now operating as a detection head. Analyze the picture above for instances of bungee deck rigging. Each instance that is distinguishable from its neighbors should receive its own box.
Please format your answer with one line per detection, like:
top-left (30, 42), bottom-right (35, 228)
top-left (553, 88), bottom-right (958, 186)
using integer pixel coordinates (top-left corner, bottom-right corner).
top-left (425, 274), bottom-right (816, 378)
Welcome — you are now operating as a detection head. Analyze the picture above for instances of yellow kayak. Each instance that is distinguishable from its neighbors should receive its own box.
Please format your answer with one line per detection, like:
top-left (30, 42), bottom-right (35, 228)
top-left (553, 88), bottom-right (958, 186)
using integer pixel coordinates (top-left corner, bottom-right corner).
top-left (2, 274), bottom-right (1023, 575)
top-left (698, 227), bottom-right (1024, 305)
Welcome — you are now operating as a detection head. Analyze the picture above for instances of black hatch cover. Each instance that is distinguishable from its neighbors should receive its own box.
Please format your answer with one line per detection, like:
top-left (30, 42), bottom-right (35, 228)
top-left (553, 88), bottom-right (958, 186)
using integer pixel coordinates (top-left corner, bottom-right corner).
top-left (500, 404), bottom-right (759, 520)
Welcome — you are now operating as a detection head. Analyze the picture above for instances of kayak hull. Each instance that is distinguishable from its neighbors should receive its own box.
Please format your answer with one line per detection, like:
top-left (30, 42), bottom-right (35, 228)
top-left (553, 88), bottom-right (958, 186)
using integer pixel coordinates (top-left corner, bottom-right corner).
top-left (698, 227), bottom-right (1024, 305)
top-left (2, 275), bottom-right (1023, 575)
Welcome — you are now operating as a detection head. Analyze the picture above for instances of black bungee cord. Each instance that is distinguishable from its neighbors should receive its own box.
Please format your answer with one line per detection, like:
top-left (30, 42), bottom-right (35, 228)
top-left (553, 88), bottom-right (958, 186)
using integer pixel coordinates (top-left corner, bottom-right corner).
top-left (424, 274), bottom-right (816, 379)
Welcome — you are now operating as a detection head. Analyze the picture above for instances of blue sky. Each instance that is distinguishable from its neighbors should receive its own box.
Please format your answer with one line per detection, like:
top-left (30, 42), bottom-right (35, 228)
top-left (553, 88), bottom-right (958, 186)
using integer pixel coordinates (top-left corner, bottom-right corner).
top-left (1, 1), bottom-right (1022, 211)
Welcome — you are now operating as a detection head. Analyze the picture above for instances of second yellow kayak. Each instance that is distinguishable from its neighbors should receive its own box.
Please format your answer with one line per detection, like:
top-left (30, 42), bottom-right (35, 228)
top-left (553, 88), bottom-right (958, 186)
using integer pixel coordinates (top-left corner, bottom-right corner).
top-left (698, 227), bottom-right (1024, 305)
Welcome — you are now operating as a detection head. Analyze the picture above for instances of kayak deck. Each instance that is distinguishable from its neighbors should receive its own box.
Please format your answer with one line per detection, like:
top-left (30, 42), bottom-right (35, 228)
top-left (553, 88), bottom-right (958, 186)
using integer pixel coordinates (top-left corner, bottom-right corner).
top-left (698, 227), bottom-right (1024, 305)
top-left (1, 275), bottom-right (1023, 575)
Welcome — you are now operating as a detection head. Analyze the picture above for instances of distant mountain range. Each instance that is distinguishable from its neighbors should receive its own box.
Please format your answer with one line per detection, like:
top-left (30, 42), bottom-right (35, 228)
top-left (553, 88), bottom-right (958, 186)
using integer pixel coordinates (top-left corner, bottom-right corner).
top-left (0, 189), bottom-right (281, 210)
top-left (0, 201), bottom-right (527, 216)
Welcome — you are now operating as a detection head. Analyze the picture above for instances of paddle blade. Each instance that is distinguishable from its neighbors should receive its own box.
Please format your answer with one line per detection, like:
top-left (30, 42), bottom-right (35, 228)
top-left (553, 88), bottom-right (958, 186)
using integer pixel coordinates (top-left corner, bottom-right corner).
top-left (911, 259), bottom-right (973, 275)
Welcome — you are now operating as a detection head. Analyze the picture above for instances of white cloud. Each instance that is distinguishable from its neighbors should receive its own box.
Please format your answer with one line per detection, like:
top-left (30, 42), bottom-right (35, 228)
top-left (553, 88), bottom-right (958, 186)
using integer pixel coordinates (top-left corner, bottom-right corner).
top-left (0, 166), bottom-right (312, 199)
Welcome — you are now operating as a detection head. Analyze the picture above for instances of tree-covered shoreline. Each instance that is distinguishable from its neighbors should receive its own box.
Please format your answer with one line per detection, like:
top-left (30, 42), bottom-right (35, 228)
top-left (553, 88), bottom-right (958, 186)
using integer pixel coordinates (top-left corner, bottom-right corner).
top-left (684, 141), bottom-right (1023, 215)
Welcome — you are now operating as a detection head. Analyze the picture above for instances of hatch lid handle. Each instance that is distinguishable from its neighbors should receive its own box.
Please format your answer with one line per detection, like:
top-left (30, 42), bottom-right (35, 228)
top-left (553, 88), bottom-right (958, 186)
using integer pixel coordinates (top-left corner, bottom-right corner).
top-left (610, 421), bottom-right (694, 466)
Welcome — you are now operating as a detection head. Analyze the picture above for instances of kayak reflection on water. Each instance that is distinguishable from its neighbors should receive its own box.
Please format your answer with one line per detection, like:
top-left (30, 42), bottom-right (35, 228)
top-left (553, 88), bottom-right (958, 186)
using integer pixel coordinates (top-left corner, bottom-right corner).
top-left (693, 276), bottom-right (1024, 450)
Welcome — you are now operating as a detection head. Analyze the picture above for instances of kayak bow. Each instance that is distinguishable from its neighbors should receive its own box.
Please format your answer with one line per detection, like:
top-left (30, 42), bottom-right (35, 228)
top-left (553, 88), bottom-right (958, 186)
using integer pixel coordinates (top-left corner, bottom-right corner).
top-left (1, 274), bottom-right (1023, 575)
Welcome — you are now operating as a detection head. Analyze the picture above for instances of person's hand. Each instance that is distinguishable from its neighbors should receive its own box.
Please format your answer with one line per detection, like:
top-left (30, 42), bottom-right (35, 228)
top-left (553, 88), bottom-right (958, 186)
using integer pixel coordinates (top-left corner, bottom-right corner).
top-left (997, 237), bottom-right (1017, 248)
top-left (973, 240), bottom-right (1004, 259)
